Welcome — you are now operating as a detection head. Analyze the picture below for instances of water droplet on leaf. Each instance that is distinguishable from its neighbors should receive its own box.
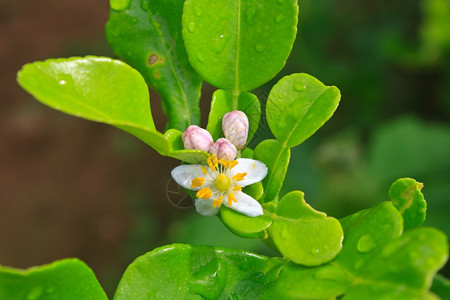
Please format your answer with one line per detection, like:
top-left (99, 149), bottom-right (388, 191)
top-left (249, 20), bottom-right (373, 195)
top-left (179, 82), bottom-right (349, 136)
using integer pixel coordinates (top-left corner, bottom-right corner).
top-left (27, 287), bottom-right (43, 300)
top-left (278, 0), bottom-right (285, 4)
top-left (255, 44), bottom-right (265, 53)
top-left (310, 248), bottom-right (320, 255)
top-left (293, 82), bottom-right (305, 92)
top-left (275, 15), bottom-right (283, 23)
top-left (212, 34), bottom-right (229, 54)
top-left (357, 234), bottom-right (377, 253)
top-left (59, 80), bottom-right (66, 85)
top-left (188, 22), bottom-right (196, 33)
top-left (245, 8), bottom-right (256, 24)
top-left (195, 7), bottom-right (203, 17)
top-left (197, 53), bottom-right (205, 62)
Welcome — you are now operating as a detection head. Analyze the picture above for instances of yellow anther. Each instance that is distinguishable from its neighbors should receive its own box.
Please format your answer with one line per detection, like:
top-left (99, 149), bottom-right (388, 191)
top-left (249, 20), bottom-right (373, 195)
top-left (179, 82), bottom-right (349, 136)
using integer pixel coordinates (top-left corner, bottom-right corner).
top-left (207, 157), bottom-right (216, 172)
top-left (212, 154), bottom-right (218, 168)
top-left (218, 159), bottom-right (229, 168)
top-left (191, 177), bottom-right (205, 188)
top-left (213, 196), bottom-right (223, 208)
top-left (201, 166), bottom-right (208, 175)
top-left (232, 172), bottom-right (247, 181)
top-left (196, 188), bottom-right (212, 199)
top-left (228, 193), bottom-right (237, 206)
top-left (233, 185), bottom-right (241, 192)
top-left (228, 160), bottom-right (238, 169)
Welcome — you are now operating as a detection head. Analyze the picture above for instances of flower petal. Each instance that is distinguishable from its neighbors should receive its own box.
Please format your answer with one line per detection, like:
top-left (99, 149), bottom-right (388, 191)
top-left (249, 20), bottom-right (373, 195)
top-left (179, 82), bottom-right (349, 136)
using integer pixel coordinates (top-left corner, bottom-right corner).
top-left (232, 159), bottom-right (268, 187)
top-left (171, 165), bottom-right (210, 190)
top-left (195, 198), bottom-right (220, 216)
top-left (224, 192), bottom-right (263, 217)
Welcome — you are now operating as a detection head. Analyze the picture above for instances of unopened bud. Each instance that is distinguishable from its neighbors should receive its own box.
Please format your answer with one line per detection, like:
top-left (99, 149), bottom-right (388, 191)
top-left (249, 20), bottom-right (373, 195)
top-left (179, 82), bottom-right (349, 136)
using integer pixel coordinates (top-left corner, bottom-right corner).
top-left (209, 138), bottom-right (237, 161)
top-left (182, 125), bottom-right (213, 152)
top-left (222, 110), bottom-right (249, 149)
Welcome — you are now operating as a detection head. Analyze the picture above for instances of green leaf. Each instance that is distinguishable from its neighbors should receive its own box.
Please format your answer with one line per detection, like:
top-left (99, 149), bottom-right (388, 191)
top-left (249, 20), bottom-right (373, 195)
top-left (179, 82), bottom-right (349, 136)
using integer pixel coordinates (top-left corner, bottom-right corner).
top-left (182, 0), bottom-right (298, 92)
top-left (17, 57), bottom-right (209, 164)
top-left (219, 201), bottom-right (274, 239)
top-left (254, 139), bottom-right (290, 203)
top-left (114, 244), bottom-right (272, 299)
top-left (0, 259), bottom-right (107, 300)
top-left (343, 227), bottom-right (448, 300)
top-left (206, 89), bottom-right (261, 143)
top-left (389, 178), bottom-right (427, 230)
top-left (266, 73), bottom-right (341, 148)
top-left (268, 191), bottom-right (344, 266)
top-left (272, 202), bottom-right (448, 299)
top-left (106, 0), bottom-right (202, 131)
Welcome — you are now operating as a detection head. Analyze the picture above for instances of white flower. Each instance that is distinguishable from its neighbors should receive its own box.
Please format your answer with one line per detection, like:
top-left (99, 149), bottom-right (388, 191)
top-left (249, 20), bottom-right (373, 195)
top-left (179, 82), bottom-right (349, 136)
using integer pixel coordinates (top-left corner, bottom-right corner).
top-left (171, 154), bottom-right (268, 217)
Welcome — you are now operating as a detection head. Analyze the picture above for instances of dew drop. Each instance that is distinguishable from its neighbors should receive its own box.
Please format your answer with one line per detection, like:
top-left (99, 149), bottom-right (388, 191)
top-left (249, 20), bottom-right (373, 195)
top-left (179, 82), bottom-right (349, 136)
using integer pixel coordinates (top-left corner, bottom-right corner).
top-left (110, 0), bottom-right (131, 12)
top-left (59, 80), bottom-right (66, 85)
top-left (315, 266), bottom-right (345, 280)
top-left (278, 0), bottom-right (285, 4)
top-left (293, 81), bottom-right (305, 92)
top-left (275, 15), bottom-right (283, 23)
top-left (197, 53), bottom-right (205, 62)
top-left (245, 7), bottom-right (256, 25)
top-left (280, 227), bottom-right (290, 240)
top-left (255, 44), bottom-right (265, 53)
top-left (212, 34), bottom-right (229, 54)
top-left (27, 287), bottom-right (43, 300)
top-left (195, 6), bottom-right (203, 17)
top-left (188, 22), bottom-right (196, 33)
top-left (356, 234), bottom-right (377, 253)
top-left (354, 259), bottom-right (365, 270)
top-left (310, 248), bottom-right (320, 255)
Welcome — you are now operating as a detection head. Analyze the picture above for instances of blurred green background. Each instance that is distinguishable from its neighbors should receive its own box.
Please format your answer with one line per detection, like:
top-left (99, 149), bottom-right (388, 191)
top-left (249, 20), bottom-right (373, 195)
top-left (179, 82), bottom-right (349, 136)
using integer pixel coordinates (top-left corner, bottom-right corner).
top-left (0, 0), bottom-right (448, 296)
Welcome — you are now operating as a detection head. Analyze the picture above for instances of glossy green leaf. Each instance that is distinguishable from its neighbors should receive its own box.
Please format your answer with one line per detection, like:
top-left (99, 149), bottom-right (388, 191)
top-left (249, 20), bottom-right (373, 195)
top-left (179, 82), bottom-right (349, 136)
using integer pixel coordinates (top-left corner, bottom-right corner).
top-left (273, 202), bottom-right (448, 299)
top-left (0, 259), bottom-right (107, 300)
top-left (266, 73), bottom-right (341, 148)
top-left (114, 244), bottom-right (272, 299)
top-left (206, 89), bottom-right (261, 143)
top-left (268, 191), bottom-right (343, 266)
top-left (17, 57), bottom-right (209, 164)
top-left (242, 182), bottom-right (264, 201)
top-left (254, 139), bottom-right (290, 203)
top-left (182, 0), bottom-right (298, 92)
top-left (219, 201), bottom-right (274, 239)
top-left (106, 0), bottom-right (202, 131)
top-left (389, 178), bottom-right (427, 230)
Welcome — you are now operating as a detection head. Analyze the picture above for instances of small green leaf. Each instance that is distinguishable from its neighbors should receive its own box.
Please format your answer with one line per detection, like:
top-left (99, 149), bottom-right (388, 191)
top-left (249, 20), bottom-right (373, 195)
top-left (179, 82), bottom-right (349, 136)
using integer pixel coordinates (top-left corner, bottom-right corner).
top-left (389, 178), bottom-right (427, 230)
top-left (206, 89), bottom-right (261, 143)
top-left (115, 244), bottom-right (271, 299)
top-left (242, 182), bottom-right (264, 201)
top-left (182, 0), bottom-right (298, 91)
top-left (266, 73), bottom-right (341, 148)
top-left (0, 259), bottom-right (107, 300)
top-left (254, 139), bottom-right (290, 203)
top-left (219, 201), bottom-right (273, 239)
top-left (106, 0), bottom-right (202, 131)
top-left (268, 191), bottom-right (344, 266)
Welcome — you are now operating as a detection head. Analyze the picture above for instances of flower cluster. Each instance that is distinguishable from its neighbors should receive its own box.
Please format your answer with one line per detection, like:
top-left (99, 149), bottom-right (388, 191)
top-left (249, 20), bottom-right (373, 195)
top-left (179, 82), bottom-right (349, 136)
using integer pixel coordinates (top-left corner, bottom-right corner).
top-left (182, 110), bottom-right (249, 160)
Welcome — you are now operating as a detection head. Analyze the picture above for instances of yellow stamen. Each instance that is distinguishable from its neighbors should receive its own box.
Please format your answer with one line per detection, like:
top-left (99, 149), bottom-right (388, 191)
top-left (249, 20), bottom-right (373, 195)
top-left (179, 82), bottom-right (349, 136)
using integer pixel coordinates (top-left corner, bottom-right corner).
top-left (196, 188), bottom-right (212, 199)
top-left (232, 172), bottom-right (247, 181)
top-left (207, 157), bottom-right (216, 172)
top-left (228, 193), bottom-right (237, 206)
top-left (191, 177), bottom-right (205, 188)
top-left (201, 166), bottom-right (208, 175)
top-left (228, 160), bottom-right (238, 169)
top-left (233, 185), bottom-right (241, 191)
top-left (213, 196), bottom-right (223, 208)
top-left (212, 154), bottom-right (218, 168)
top-left (218, 159), bottom-right (229, 168)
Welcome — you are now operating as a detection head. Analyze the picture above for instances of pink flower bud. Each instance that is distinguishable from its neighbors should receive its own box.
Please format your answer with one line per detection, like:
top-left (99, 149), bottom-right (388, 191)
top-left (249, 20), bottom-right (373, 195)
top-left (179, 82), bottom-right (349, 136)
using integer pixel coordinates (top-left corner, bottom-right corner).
top-left (209, 138), bottom-right (237, 161)
top-left (222, 110), bottom-right (249, 150)
top-left (182, 125), bottom-right (213, 152)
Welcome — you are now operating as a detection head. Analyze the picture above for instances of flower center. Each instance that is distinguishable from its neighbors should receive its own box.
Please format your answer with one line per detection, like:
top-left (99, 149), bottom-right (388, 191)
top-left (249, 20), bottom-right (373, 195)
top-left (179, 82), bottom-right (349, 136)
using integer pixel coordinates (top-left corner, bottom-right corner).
top-left (215, 173), bottom-right (231, 191)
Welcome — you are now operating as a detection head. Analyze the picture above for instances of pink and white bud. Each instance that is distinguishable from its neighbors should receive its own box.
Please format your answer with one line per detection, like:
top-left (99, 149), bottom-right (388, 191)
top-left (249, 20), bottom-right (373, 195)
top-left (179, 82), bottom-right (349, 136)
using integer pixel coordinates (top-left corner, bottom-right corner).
top-left (209, 138), bottom-right (237, 161)
top-left (222, 110), bottom-right (249, 150)
top-left (182, 125), bottom-right (213, 152)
